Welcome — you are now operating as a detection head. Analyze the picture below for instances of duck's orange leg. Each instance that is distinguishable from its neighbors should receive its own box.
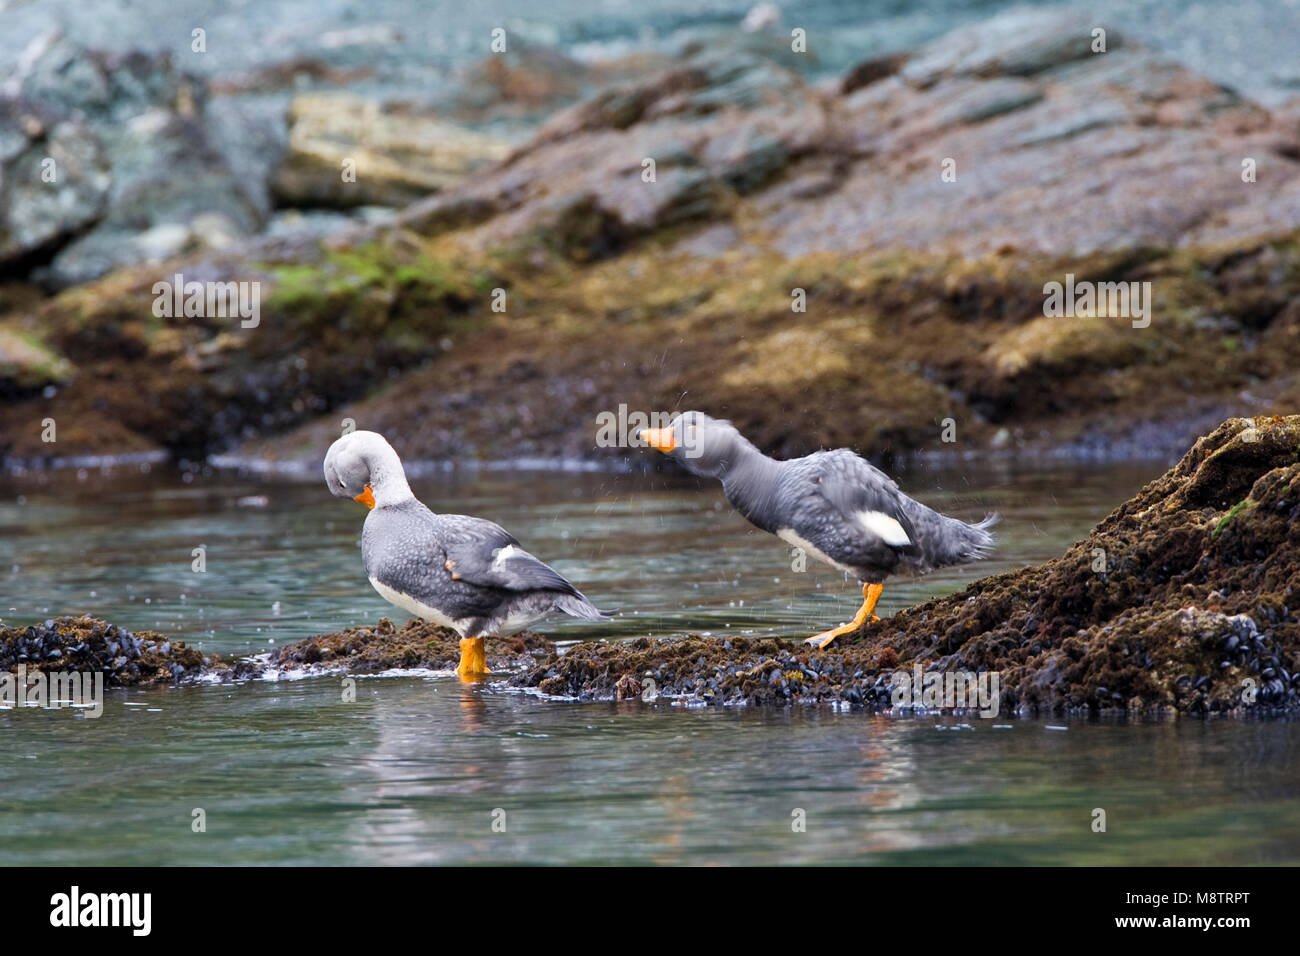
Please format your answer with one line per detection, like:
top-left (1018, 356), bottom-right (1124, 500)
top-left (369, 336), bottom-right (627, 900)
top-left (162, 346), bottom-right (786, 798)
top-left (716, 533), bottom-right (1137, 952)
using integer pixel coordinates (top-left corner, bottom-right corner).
top-left (456, 636), bottom-right (489, 678)
top-left (804, 583), bottom-right (883, 649)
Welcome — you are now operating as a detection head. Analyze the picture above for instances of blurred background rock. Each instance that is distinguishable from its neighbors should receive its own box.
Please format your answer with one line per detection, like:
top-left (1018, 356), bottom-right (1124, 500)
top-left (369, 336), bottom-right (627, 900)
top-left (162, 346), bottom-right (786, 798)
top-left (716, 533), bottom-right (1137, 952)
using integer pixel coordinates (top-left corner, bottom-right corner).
top-left (2, 0), bottom-right (1298, 466)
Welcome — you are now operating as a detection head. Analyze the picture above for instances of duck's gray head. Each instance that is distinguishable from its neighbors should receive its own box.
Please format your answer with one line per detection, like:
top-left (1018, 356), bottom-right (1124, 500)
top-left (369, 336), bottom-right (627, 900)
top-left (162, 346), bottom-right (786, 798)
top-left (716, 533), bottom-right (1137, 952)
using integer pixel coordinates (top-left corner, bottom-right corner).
top-left (323, 430), bottom-right (412, 509)
top-left (639, 410), bottom-right (752, 479)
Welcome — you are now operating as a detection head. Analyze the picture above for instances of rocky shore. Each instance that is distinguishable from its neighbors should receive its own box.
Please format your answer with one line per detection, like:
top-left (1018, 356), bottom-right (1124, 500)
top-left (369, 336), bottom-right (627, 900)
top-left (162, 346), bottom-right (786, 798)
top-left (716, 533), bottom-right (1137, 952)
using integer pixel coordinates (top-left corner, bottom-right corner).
top-left (8, 415), bottom-right (1298, 715)
top-left (4, 8), bottom-right (1300, 468)
top-left (0, 614), bottom-right (552, 686)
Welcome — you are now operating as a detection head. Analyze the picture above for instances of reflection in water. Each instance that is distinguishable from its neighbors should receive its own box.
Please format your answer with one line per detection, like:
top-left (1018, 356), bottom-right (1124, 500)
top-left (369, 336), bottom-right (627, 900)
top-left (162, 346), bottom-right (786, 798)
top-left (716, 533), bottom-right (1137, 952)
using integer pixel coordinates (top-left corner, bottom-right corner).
top-left (2, 461), bottom-right (1297, 865)
top-left (0, 674), bottom-right (1297, 865)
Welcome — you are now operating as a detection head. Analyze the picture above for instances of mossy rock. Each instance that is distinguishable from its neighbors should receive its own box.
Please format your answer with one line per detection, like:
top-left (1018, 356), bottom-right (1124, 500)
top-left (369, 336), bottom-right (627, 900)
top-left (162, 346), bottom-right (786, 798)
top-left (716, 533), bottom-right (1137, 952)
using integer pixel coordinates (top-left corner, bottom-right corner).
top-left (0, 325), bottom-right (74, 398)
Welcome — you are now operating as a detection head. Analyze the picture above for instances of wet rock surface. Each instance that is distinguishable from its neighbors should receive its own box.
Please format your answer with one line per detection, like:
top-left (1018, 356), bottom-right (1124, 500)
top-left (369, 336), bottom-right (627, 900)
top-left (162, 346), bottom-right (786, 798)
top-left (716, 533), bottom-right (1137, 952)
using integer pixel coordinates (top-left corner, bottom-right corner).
top-left (0, 615), bottom-right (553, 685)
top-left (263, 616), bottom-right (554, 675)
top-left (512, 634), bottom-right (907, 710)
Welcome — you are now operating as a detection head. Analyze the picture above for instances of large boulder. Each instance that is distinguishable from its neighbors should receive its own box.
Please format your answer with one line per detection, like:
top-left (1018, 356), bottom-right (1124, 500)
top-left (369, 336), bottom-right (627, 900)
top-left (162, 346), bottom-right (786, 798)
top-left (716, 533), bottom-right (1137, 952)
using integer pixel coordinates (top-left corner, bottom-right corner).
top-left (1, 33), bottom-right (271, 287)
top-left (397, 49), bottom-right (832, 258)
top-left (393, 7), bottom-right (1300, 263)
top-left (771, 12), bottom-right (1299, 259)
top-left (0, 96), bottom-right (110, 269)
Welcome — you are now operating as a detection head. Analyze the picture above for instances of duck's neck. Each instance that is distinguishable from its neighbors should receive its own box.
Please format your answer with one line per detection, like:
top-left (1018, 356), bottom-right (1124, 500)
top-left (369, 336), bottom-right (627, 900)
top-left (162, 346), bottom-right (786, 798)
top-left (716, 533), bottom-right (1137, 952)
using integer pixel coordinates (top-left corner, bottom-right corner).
top-left (720, 444), bottom-right (785, 533)
top-left (369, 450), bottom-right (416, 509)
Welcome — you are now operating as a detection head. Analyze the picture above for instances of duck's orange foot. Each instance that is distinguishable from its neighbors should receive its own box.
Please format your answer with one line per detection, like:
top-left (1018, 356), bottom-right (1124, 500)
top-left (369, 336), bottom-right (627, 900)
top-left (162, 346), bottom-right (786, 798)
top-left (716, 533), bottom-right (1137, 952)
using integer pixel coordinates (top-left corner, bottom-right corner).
top-left (456, 637), bottom-right (489, 679)
top-left (803, 583), bottom-right (884, 650)
top-left (804, 615), bottom-right (880, 650)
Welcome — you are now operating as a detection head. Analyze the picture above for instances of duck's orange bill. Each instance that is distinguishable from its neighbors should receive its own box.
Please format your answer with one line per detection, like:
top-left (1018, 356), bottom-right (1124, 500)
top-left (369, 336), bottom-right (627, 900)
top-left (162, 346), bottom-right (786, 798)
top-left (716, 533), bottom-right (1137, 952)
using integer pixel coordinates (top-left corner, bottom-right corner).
top-left (353, 484), bottom-right (376, 509)
top-left (639, 427), bottom-right (677, 452)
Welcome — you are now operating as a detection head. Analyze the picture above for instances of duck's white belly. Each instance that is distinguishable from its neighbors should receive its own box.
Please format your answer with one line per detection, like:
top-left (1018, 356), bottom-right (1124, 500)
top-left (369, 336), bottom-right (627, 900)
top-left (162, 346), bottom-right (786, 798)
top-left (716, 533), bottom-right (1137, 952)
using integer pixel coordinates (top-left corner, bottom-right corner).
top-left (369, 577), bottom-right (465, 633)
top-left (498, 609), bottom-right (546, 635)
top-left (776, 528), bottom-right (859, 576)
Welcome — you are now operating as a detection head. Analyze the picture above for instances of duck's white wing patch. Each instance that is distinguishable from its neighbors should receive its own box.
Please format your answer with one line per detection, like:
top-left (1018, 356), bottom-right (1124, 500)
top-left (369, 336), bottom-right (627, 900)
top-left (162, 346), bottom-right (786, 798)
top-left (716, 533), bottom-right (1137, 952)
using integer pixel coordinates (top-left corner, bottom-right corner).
top-left (490, 544), bottom-right (522, 570)
top-left (858, 510), bottom-right (911, 547)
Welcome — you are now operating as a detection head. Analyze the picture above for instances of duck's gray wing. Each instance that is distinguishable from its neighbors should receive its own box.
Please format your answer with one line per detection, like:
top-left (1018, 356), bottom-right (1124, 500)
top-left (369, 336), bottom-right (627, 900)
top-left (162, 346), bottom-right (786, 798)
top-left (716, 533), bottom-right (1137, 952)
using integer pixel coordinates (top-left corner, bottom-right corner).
top-left (786, 450), bottom-right (922, 557)
top-left (439, 514), bottom-right (584, 597)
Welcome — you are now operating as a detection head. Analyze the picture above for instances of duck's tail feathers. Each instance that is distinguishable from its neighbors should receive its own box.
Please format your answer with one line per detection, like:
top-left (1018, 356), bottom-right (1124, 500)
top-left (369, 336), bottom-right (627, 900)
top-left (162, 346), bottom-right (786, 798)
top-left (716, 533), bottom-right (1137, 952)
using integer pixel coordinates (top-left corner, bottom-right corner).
top-left (962, 512), bottom-right (999, 560)
top-left (555, 593), bottom-right (615, 622)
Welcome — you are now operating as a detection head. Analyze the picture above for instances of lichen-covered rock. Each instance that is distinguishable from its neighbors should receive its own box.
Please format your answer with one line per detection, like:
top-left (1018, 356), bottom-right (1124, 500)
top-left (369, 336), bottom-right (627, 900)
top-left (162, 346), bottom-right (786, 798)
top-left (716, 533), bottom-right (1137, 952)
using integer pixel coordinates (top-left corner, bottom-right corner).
top-left (0, 234), bottom-right (478, 463)
top-left (0, 323), bottom-right (74, 398)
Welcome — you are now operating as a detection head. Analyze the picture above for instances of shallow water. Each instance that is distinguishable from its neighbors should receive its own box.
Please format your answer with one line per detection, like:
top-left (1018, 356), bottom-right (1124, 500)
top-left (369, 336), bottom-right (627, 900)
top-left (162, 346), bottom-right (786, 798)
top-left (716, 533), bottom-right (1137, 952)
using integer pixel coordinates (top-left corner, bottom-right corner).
top-left (2, 459), bottom-right (1298, 865)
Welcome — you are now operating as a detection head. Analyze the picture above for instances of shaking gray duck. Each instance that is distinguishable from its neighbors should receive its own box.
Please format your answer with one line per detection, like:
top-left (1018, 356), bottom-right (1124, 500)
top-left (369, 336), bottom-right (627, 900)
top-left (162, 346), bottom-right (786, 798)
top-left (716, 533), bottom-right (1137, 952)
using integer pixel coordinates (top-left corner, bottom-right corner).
top-left (640, 412), bottom-right (996, 648)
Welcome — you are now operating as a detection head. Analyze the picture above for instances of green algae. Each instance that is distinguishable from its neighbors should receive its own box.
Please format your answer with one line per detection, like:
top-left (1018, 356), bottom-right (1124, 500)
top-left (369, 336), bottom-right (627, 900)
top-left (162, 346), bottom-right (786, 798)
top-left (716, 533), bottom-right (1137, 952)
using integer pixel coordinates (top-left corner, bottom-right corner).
top-left (1212, 499), bottom-right (1250, 537)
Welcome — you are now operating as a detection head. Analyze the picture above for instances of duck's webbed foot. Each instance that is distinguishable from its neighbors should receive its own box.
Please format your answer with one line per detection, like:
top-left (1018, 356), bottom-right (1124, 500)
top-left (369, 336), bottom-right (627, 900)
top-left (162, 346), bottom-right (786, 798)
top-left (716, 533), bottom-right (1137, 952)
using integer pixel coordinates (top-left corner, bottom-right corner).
top-left (803, 583), bottom-right (883, 649)
top-left (456, 635), bottom-right (489, 678)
